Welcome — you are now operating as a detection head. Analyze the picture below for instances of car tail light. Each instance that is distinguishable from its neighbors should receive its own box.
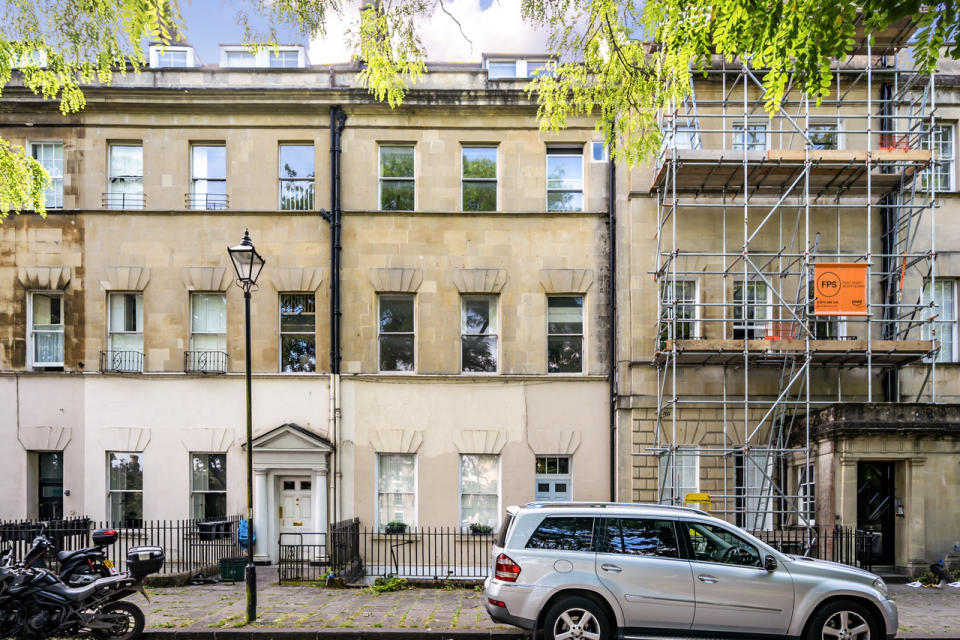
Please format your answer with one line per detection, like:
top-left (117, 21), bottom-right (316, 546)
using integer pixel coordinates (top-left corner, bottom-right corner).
top-left (488, 598), bottom-right (506, 608)
top-left (495, 553), bottom-right (521, 582)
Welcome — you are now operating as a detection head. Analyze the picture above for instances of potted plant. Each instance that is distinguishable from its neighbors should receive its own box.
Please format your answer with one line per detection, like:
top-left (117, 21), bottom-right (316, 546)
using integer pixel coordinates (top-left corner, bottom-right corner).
top-left (384, 521), bottom-right (407, 534)
top-left (469, 522), bottom-right (493, 536)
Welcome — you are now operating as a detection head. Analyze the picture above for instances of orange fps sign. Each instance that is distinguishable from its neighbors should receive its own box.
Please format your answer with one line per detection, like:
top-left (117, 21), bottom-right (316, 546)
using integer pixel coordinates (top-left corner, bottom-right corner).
top-left (814, 263), bottom-right (868, 316)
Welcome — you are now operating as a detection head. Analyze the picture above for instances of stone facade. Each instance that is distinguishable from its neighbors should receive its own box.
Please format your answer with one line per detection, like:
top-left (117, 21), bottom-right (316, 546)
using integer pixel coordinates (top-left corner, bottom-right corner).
top-left (1, 50), bottom-right (958, 574)
top-left (0, 63), bottom-right (611, 562)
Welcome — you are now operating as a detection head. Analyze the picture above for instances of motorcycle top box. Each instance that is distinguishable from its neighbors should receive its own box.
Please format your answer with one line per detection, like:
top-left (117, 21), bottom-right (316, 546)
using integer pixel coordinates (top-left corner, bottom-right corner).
top-left (92, 528), bottom-right (119, 546)
top-left (126, 546), bottom-right (164, 578)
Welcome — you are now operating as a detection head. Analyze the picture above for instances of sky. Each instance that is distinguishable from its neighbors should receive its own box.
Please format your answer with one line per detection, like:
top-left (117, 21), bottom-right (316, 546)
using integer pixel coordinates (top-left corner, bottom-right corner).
top-left (178, 0), bottom-right (549, 66)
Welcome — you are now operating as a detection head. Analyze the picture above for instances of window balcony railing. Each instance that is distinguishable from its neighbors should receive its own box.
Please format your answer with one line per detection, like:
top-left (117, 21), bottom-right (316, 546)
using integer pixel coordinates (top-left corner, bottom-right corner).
top-left (184, 350), bottom-right (228, 374)
top-left (185, 193), bottom-right (229, 210)
top-left (99, 350), bottom-right (144, 373)
top-left (102, 193), bottom-right (146, 210)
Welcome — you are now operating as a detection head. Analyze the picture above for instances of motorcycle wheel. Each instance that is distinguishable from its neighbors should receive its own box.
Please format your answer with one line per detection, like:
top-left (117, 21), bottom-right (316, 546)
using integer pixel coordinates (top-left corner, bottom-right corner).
top-left (92, 601), bottom-right (144, 640)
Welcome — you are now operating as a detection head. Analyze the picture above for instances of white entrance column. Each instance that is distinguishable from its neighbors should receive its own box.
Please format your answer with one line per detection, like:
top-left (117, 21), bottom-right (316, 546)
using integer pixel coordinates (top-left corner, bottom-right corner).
top-left (312, 462), bottom-right (328, 554)
top-left (253, 469), bottom-right (269, 563)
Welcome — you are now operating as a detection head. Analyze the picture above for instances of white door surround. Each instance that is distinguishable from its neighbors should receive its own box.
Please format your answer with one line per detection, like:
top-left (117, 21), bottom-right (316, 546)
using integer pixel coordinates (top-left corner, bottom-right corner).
top-left (246, 423), bottom-right (333, 564)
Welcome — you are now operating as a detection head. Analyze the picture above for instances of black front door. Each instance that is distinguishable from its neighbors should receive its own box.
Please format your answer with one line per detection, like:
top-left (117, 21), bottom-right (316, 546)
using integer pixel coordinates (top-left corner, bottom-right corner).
top-left (857, 461), bottom-right (895, 566)
top-left (38, 452), bottom-right (64, 520)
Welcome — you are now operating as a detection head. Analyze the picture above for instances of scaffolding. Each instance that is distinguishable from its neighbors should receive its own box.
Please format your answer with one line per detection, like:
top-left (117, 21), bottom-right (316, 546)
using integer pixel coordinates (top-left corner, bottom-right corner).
top-left (643, 18), bottom-right (940, 531)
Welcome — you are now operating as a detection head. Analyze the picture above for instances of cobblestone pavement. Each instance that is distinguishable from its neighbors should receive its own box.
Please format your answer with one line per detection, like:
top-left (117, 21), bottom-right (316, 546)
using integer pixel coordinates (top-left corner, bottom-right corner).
top-left (137, 569), bottom-right (960, 638)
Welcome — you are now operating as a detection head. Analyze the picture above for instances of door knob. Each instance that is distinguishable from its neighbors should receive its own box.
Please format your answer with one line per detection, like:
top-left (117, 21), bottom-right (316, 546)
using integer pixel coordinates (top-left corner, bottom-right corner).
top-left (697, 574), bottom-right (719, 583)
top-left (601, 563), bottom-right (622, 573)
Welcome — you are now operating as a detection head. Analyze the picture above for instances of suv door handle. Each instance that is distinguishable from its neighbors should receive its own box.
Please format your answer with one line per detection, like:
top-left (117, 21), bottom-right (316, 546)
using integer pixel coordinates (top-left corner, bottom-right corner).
top-left (697, 574), bottom-right (719, 584)
top-left (600, 563), bottom-right (622, 573)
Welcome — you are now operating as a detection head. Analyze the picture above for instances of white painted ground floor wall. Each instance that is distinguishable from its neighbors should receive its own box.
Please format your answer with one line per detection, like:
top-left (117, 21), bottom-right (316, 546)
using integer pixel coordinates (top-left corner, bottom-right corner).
top-left (0, 373), bottom-right (610, 562)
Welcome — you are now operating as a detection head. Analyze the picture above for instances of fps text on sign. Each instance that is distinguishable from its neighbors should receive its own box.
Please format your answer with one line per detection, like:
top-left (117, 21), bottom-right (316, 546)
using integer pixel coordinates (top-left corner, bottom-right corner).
top-left (814, 263), bottom-right (868, 316)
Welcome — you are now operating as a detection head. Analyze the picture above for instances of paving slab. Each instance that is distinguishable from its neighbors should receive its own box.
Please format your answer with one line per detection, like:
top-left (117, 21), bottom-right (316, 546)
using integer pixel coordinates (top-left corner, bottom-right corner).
top-left (137, 569), bottom-right (960, 640)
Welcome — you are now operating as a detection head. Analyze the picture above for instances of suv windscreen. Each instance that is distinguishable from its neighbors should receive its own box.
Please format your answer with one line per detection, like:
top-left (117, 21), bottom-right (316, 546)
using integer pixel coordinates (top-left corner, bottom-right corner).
top-left (599, 518), bottom-right (680, 558)
top-left (525, 516), bottom-right (594, 551)
top-left (685, 521), bottom-right (762, 567)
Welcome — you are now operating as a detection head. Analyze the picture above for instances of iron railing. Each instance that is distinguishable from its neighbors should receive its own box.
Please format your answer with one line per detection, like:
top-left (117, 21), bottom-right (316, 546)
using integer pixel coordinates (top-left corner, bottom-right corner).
top-left (184, 350), bottom-right (228, 373)
top-left (185, 193), bottom-right (229, 210)
top-left (0, 516), bottom-right (243, 576)
top-left (277, 532), bottom-right (327, 582)
top-left (102, 193), bottom-right (145, 210)
top-left (99, 350), bottom-right (144, 373)
top-left (275, 522), bottom-right (878, 583)
top-left (278, 518), bottom-right (361, 584)
top-left (750, 526), bottom-right (879, 572)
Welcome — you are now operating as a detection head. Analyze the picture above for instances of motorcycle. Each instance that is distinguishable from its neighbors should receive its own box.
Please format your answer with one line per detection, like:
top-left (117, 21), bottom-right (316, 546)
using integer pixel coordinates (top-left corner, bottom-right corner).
top-left (15, 527), bottom-right (120, 587)
top-left (0, 537), bottom-right (164, 640)
top-left (53, 528), bottom-right (120, 587)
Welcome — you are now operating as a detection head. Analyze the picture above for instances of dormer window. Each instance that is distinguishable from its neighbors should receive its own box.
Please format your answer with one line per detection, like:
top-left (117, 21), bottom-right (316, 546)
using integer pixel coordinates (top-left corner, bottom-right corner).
top-left (149, 45), bottom-right (195, 68)
top-left (269, 51), bottom-right (300, 68)
top-left (219, 45), bottom-right (307, 69)
top-left (485, 57), bottom-right (552, 79)
top-left (224, 50), bottom-right (255, 67)
top-left (488, 60), bottom-right (519, 79)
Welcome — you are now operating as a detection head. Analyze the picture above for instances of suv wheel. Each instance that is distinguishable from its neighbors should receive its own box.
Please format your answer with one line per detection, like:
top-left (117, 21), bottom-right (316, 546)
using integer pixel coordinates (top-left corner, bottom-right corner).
top-left (805, 599), bottom-right (879, 640)
top-left (543, 596), bottom-right (611, 640)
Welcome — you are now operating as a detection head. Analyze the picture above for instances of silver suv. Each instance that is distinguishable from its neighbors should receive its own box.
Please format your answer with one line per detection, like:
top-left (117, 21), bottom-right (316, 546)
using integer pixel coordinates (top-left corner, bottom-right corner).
top-left (484, 503), bottom-right (896, 640)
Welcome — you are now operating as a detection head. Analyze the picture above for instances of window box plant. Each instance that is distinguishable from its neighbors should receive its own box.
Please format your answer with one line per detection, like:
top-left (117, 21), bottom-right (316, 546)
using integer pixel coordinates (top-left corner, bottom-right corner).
top-left (384, 521), bottom-right (407, 534)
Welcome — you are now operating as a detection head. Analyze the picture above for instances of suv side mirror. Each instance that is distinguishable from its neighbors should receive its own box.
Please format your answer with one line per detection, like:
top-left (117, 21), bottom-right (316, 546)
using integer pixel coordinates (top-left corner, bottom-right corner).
top-left (764, 555), bottom-right (778, 572)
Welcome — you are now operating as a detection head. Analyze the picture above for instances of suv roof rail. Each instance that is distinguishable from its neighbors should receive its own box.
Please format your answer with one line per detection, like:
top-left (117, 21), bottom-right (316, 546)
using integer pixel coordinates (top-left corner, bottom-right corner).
top-left (520, 501), bottom-right (712, 517)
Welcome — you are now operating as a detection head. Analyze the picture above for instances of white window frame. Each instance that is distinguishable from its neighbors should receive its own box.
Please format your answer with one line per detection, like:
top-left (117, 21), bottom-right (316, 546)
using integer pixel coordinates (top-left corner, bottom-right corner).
top-left (590, 141), bottom-right (608, 163)
top-left (378, 144), bottom-right (416, 211)
top-left (190, 292), bottom-right (227, 353)
top-left (458, 454), bottom-right (501, 531)
top-left (27, 290), bottom-right (64, 369)
top-left (149, 45), bottom-right (195, 68)
top-left (190, 452), bottom-right (227, 521)
top-left (278, 292), bottom-right (317, 373)
top-left (739, 449), bottom-right (774, 531)
top-left (487, 59), bottom-right (519, 78)
top-left (922, 123), bottom-right (956, 192)
top-left (107, 451), bottom-right (143, 525)
top-left (460, 145), bottom-right (499, 212)
top-left (107, 292), bottom-right (144, 371)
top-left (732, 280), bottom-right (773, 339)
top-left (663, 123), bottom-right (700, 151)
top-left (460, 294), bottom-right (500, 374)
top-left (377, 293), bottom-right (416, 374)
top-left (107, 143), bottom-right (144, 210)
top-left (808, 122), bottom-right (843, 151)
top-left (224, 49), bottom-right (256, 67)
top-left (546, 295), bottom-right (585, 374)
top-left (28, 141), bottom-right (63, 209)
top-left (190, 144), bottom-right (227, 210)
top-left (660, 279), bottom-right (700, 340)
top-left (923, 279), bottom-right (958, 363)
top-left (732, 123), bottom-right (770, 151)
top-left (278, 143), bottom-right (315, 211)
top-left (797, 462), bottom-right (816, 527)
top-left (268, 50), bottom-right (302, 68)
top-left (658, 447), bottom-right (699, 506)
top-left (546, 148), bottom-right (584, 212)
top-left (534, 455), bottom-right (572, 502)
top-left (375, 453), bottom-right (418, 531)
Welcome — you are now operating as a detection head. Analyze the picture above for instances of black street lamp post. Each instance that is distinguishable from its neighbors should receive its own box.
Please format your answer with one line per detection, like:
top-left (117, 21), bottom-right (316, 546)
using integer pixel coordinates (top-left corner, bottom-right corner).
top-left (227, 229), bottom-right (265, 623)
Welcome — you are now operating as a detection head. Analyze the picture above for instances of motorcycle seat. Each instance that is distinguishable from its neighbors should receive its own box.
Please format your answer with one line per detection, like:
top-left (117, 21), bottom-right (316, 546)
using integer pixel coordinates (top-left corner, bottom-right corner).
top-left (56, 547), bottom-right (95, 563)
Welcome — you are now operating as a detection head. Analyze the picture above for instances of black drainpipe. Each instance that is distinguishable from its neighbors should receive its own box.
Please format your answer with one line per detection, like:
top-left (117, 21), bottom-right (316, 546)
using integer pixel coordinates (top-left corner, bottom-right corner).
top-left (330, 105), bottom-right (346, 376)
top-left (608, 157), bottom-right (617, 501)
top-left (324, 105), bottom-right (347, 525)
top-left (878, 83), bottom-right (899, 401)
